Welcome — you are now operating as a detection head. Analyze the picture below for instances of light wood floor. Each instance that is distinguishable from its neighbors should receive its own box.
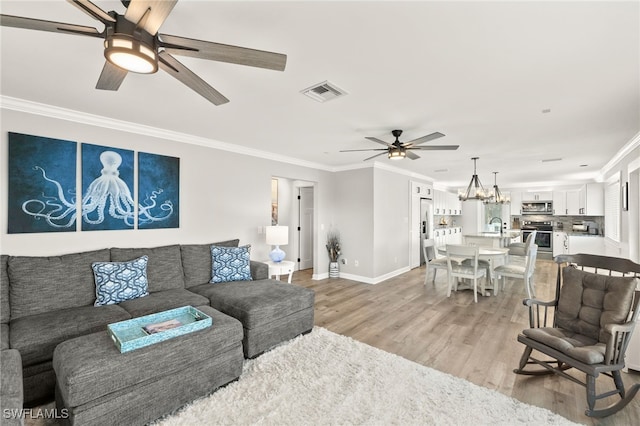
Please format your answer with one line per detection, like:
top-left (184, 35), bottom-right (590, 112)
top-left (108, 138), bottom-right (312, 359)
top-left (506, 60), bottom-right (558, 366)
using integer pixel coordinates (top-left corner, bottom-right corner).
top-left (293, 259), bottom-right (640, 425)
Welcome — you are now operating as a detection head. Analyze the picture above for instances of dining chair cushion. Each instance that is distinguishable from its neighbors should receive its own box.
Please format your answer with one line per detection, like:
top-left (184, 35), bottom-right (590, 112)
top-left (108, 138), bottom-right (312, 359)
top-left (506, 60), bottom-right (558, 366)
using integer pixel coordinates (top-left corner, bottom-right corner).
top-left (494, 264), bottom-right (526, 275)
top-left (450, 264), bottom-right (486, 276)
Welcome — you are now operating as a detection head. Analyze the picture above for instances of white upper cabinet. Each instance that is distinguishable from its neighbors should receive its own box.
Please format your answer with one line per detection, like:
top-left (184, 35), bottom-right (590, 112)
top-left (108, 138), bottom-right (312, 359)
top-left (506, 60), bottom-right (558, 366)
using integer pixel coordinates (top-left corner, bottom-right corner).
top-left (434, 190), bottom-right (462, 215)
top-left (522, 191), bottom-right (552, 201)
top-left (566, 190), bottom-right (580, 215)
top-left (584, 183), bottom-right (604, 216)
top-left (552, 191), bottom-right (567, 216)
top-left (411, 181), bottom-right (433, 198)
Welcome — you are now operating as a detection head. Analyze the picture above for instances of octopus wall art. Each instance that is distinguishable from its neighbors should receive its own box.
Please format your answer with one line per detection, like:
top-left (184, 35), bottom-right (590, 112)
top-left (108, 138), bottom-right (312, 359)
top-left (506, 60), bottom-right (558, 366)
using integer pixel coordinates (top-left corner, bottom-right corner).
top-left (8, 133), bottom-right (179, 234)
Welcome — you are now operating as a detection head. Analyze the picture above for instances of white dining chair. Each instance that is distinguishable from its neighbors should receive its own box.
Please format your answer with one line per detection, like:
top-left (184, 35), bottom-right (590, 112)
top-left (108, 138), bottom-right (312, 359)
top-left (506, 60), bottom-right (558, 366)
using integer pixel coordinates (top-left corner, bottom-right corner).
top-left (423, 239), bottom-right (451, 286)
top-left (494, 244), bottom-right (538, 298)
top-left (445, 244), bottom-right (487, 303)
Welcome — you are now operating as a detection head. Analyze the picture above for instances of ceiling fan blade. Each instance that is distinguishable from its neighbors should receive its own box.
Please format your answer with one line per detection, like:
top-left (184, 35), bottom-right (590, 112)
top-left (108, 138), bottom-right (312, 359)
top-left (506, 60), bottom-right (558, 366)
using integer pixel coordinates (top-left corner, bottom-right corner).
top-left (364, 137), bottom-right (393, 147)
top-left (66, 0), bottom-right (115, 24)
top-left (410, 145), bottom-right (460, 151)
top-left (124, 0), bottom-right (177, 35)
top-left (404, 132), bottom-right (446, 147)
top-left (0, 14), bottom-right (102, 38)
top-left (158, 51), bottom-right (229, 106)
top-left (159, 34), bottom-right (287, 71)
top-left (363, 152), bottom-right (388, 161)
top-left (339, 149), bottom-right (388, 152)
top-left (96, 61), bottom-right (128, 90)
top-left (406, 151), bottom-right (421, 160)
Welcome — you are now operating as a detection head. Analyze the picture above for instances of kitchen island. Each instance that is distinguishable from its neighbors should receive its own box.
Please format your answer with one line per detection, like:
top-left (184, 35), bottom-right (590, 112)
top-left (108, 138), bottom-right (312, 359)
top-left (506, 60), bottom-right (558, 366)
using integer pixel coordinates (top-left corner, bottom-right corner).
top-left (463, 230), bottom-right (521, 248)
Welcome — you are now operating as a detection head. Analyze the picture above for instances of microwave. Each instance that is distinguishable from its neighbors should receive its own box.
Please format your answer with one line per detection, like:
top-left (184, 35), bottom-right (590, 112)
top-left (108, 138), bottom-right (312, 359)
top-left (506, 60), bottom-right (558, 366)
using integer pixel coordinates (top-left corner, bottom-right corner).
top-left (521, 201), bottom-right (552, 215)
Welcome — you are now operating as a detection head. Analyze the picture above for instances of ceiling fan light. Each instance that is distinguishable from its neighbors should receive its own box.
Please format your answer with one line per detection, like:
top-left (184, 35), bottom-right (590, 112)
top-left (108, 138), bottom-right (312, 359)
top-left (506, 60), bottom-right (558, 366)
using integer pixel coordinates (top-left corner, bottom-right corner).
top-left (388, 150), bottom-right (406, 160)
top-left (104, 34), bottom-right (157, 74)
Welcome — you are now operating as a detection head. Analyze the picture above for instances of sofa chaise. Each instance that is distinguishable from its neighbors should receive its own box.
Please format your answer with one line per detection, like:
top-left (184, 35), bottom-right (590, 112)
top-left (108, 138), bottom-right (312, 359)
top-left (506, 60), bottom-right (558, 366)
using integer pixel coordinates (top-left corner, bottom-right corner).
top-left (0, 239), bottom-right (314, 423)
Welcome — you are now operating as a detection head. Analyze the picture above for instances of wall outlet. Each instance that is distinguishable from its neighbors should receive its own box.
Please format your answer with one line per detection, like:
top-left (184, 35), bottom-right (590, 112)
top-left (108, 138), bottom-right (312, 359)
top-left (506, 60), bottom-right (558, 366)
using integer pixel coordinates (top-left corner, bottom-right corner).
top-left (341, 259), bottom-right (347, 265)
top-left (394, 257), bottom-right (398, 263)
top-left (354, 260), bottom-right (359, 267)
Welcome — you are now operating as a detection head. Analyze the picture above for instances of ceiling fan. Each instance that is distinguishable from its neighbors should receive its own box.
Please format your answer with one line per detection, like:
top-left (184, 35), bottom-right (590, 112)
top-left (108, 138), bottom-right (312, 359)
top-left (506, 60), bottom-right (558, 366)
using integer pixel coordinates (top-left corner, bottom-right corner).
top-left (0, 0), bottom-right (287, 105)
top-left (341, 129), bottom-right (459, 161)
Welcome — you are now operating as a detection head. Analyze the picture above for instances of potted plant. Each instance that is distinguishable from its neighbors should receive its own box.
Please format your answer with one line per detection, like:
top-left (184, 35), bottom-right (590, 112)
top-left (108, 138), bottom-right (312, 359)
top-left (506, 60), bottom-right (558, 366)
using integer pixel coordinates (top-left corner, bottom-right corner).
top-left (326, 230), bottom-right (341, 278)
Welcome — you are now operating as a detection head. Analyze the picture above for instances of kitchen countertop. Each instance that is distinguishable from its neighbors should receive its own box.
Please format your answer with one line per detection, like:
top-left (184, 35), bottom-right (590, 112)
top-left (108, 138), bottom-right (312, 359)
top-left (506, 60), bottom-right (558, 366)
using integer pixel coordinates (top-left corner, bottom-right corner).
top-left (464, 230), bottom-right (521, 239)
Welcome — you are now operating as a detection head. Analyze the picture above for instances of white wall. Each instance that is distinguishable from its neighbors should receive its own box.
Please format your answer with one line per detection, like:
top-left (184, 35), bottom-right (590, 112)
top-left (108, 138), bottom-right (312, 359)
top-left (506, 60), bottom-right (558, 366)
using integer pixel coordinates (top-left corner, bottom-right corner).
top-left (331, 168), bottom-right (374, 278)
top-left (601, 143), bottom-right (640, 262)
top-left (0, 109), bottom-right (335, 276)
top-left (373, 167), bottom-right (410, 278)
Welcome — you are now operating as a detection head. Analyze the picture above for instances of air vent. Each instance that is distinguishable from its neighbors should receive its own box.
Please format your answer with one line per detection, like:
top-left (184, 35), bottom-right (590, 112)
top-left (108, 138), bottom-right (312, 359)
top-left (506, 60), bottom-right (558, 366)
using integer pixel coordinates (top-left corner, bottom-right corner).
top-left (301, 81), bottom-right (347, 103)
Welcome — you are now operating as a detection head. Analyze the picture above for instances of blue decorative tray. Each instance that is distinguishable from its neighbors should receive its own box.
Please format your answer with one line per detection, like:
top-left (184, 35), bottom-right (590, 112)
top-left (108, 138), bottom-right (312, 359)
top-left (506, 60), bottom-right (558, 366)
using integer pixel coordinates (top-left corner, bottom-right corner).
top-left (107, 306), bottom-right (212, 353)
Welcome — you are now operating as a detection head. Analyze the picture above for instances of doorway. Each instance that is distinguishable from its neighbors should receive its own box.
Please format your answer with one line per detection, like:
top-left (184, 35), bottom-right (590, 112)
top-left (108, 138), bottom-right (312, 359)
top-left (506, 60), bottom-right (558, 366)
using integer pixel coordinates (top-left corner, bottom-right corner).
top-left (298, 186), bottom-right (314, 270)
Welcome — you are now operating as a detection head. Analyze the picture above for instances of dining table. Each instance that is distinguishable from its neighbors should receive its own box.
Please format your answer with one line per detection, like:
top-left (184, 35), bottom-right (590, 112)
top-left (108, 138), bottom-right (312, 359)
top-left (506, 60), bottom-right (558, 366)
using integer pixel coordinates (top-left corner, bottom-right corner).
top-left (437, 245), bottom-right (510, 296)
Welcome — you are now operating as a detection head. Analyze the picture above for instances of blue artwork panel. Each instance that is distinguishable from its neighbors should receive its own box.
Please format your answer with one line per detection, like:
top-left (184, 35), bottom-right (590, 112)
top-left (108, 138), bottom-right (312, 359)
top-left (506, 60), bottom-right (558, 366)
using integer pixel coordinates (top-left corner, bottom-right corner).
top-left (8, 132), bottom-right (77, 233)
top-left (81, 143), bottom-right (135, 231)
top-left (138, 152), bottom-right (179, 229)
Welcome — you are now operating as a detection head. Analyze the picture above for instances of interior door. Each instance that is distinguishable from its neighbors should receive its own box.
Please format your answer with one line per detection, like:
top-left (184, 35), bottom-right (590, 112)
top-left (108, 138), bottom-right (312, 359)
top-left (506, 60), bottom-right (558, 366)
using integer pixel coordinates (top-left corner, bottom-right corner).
top-left (298, 186), bottom-right (314, 270)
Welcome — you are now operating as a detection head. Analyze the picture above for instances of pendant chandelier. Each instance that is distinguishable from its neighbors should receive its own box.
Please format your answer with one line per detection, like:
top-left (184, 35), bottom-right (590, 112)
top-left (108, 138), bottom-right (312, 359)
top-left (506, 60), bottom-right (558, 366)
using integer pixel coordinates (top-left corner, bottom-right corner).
top-left (485, 172), bottom-right (511, 204)
top-left (458, 157), bottom-right (491, 201)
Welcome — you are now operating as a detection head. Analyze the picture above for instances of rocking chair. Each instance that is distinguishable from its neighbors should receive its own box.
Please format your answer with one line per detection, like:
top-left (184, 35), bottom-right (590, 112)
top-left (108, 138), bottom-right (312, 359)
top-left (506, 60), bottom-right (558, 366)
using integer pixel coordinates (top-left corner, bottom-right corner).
top-left (514, 253), bottom-right (640, 418)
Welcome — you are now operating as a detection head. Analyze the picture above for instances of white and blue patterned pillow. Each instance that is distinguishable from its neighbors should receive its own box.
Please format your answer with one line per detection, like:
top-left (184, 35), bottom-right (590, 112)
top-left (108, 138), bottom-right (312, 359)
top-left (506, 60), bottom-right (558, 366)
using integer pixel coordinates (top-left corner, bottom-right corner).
top-left (92, 255), bottom-right (150, 306)
top-left (210, 245), bottom-right (252, 283)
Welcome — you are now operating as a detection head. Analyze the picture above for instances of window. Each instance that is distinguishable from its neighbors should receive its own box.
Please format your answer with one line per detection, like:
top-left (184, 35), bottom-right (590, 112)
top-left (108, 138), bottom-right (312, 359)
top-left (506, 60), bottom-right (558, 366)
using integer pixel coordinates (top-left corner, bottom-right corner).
top-left (604, 175), bottom-right (620, 242)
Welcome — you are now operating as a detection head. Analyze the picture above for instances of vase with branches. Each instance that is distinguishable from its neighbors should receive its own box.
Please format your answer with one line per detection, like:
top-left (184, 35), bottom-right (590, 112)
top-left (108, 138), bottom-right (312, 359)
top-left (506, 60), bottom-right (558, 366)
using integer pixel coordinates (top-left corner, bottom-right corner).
top-left (326, 230), bottom-right (341, 278)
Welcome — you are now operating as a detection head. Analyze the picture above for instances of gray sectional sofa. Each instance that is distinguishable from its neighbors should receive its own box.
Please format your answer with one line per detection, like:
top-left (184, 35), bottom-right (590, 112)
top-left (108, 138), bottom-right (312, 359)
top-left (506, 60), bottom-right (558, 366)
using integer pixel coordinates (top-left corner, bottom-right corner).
top-left (0, 239), bottom-right (315, 423)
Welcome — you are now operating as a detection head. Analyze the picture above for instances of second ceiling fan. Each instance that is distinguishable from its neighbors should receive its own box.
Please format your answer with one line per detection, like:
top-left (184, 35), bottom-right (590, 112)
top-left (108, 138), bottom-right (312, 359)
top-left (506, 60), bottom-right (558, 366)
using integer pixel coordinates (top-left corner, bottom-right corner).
top-left (341, 129), bottom-right (459, 161)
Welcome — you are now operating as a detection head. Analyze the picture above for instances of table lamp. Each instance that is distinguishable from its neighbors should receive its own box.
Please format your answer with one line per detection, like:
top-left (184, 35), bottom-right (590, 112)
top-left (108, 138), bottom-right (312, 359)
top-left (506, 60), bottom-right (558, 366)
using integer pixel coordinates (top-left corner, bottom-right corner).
top-left (266, 225), bottom-right (288, 262)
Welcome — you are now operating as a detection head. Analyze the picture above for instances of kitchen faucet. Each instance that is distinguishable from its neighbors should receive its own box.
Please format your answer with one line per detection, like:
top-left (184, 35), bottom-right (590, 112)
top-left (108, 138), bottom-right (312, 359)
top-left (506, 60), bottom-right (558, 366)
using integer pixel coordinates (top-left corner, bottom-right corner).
top-left (489, 216), bottom-right (503, 234)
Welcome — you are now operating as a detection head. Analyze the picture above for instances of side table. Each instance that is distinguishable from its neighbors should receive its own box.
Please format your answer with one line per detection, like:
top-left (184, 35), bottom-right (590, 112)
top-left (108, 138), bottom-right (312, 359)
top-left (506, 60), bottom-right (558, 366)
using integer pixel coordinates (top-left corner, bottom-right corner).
top-left (265, 260), bottom-right (295, 283)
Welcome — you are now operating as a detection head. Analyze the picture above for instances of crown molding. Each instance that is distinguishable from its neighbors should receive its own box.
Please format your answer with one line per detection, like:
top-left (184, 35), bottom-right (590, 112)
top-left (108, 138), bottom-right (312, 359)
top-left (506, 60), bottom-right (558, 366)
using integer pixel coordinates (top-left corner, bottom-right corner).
top-left (0, 95), bottom-right (334, 172)
top-left (600, 131), bottom-right (640, 178)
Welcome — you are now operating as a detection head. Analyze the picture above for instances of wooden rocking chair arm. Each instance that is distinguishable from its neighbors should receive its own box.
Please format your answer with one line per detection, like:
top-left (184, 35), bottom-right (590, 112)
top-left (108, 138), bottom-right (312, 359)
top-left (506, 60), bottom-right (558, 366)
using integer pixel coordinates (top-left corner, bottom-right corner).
top-left (605, 322), bottom-right (635, 335)
top-left (522, 298), bottom-right (556, 308)
top-left (603, 321), bottom-right (637, 365)
top-left (523, 298), bottom-right (557, 328)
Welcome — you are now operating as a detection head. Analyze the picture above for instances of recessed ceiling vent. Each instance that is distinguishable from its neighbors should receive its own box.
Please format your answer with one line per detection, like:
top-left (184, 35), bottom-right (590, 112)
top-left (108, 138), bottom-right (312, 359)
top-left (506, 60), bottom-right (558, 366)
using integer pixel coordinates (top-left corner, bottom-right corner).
top-left (301, 80), bottom-right (347, 103)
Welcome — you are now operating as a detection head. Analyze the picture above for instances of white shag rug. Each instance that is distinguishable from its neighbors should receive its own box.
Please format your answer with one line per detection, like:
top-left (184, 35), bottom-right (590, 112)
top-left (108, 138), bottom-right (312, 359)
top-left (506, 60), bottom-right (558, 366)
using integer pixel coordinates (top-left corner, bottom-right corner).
top-left (155, 327), bottom-right (579, 426)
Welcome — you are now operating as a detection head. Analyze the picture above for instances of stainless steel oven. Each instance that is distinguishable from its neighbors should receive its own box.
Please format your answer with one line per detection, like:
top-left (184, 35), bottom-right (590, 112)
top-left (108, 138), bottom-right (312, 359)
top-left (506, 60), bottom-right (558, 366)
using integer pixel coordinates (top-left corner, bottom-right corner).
top-left (522, 221), bottom-right (553, 252)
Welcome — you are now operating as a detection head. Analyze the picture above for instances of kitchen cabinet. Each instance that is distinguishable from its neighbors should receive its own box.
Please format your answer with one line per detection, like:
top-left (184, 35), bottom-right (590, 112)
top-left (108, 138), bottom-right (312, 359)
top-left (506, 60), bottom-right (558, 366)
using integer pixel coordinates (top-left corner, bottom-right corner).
top-left (411, 182), bottom-right (433, 198)
top-left (553, 232), bottom-right (568, 256)
top-left (565, 184), bottom-right (604, 216)
top-left (509, 191), bottom-right (522, 216)
top-left (566, 190), bottom-right (580, 215)
top-left (568, 235), bottom-right (605, 256)
top-left (432, 227), bottom-right (462, 247)
top-left (584, 183), bottom-right (604, 216)
top-left (552, 191), bottom-right (567, 216)
top-left (434, 190), bottom-right (462, 215)
top-left (522, 191), bottom-right (552, 201)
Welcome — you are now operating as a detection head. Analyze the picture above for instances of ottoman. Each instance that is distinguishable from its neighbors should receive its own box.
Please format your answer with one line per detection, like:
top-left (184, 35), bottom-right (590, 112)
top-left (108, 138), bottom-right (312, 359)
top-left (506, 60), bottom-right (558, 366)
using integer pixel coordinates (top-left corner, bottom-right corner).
top-left (53, 306), bottom-right (243, 426)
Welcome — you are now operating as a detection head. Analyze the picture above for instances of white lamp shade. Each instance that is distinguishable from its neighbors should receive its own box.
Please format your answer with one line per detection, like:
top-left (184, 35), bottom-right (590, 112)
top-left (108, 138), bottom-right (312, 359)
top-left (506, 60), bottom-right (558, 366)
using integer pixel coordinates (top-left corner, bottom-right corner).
top-left (266, 226), bottom-right (289, 245)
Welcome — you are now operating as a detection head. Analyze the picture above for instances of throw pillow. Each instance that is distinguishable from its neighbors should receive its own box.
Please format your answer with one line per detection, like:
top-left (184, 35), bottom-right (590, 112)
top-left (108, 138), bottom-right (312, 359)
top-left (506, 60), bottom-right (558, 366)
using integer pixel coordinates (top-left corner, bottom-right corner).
top-left (210, 245), bottom-right (252, 283)
top-left (92, 255), bottom-right (150, 306)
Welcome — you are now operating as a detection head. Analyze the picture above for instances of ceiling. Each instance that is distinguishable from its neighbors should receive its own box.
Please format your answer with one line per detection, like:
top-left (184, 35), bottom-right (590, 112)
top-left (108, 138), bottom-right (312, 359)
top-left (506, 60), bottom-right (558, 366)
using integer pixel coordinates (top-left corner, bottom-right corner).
top-left (1, 1), bottom-right (638, 190)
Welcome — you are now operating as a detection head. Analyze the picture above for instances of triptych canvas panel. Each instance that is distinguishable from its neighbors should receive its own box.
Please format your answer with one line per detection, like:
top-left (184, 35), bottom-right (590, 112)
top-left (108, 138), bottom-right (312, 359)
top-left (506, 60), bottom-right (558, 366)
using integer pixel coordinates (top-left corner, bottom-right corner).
top-left (7, 132), bottom-right (180, 234)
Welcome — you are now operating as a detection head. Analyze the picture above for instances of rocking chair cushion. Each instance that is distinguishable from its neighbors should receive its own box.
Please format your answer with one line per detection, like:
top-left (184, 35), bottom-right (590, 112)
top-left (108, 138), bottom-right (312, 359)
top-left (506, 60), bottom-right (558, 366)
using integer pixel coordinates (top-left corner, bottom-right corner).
top-left (556, 266), bottom-right (637, 343)
top-left (523, 327), bottom-right (605, 364)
